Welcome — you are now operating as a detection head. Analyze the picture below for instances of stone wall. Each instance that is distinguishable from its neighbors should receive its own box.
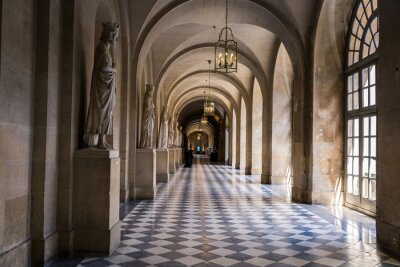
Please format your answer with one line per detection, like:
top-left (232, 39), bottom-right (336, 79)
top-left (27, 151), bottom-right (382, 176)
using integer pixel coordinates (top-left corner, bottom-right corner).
top-left (310, 0), bottom-right (351, 205)
top-left (271, 45), bottom-right (293, 185)
top-left (376, 0), bottom-right (400, 257)
top-left (0, 0), bottom-right (36, 266)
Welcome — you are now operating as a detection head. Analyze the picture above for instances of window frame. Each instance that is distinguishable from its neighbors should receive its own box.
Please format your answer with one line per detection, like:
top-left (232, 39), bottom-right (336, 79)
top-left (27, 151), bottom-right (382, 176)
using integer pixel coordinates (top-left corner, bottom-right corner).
top-left (344, 0), bottom-right (379, 216)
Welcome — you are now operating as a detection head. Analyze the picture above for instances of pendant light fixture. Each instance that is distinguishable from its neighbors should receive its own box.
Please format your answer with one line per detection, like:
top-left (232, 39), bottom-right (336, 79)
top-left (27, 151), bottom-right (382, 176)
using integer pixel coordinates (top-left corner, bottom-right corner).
top-left (201, 91), bottom-right (208, 126)
top-left (201, 114), bottom-right (208, 125)
top-left (204, 60), bottom-right (215, 115)
top-left (215, 0), bottom-right (237, 73)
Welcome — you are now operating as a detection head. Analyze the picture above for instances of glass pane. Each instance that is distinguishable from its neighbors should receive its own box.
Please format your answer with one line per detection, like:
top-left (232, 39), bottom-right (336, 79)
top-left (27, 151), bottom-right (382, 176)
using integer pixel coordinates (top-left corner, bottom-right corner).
top-left (371, 116), bottom-right (377, 135)
top-left (354, 119), bottom-right (360, 136)
top-left (356, 4), bottom-right (364, 20)
top-left (365, 2), bottom-right (372, 18)
top-left (361, 14), bottom-right (368, 28)
top-left (364, 117), bottom-right (370, 136)
top-left (348, 94), bottom-right (353, 111)
top-left (348, 119), bottom-right (353, 137)
top-left (372, 0), bottom-right (378, 11)
top-left (370, 180), bottom-right (376, 201)
top-left (354, 157), bottom-right (359, 175)
top-left (347, 175), bottom-right (353, 193)
top-left (348, 52), bottom-right (354, 66)
top-left (362, 68), bottom-right (369, 88)
top-left (354, 52), bottom-right (359, 64)
top-left (375, 32), bottom-right (380, 48)
top-left (363, 88), bottom-right (369, 107)
top-left (365, 30), bottom-right (373, 49)
top-left (369, 43), bottom-right (377, 55)
top-left (370, 86), bottom-right (376, 106)
top-left (370, 158), bottom-right (377, 178)
top-left (363, 138), bottom-right (370, 156)
top-left (354, 138), bottom-right (359, 156)
top-left (362, 178), bottom-right (369, 198)
top-left (354, 72), bottom-right (359, 91)
top-left (362, 44), bottom-right (369, 59)
top-left (347, 157), bottom-right (353, 174)
top-left (354, 176), bottom-right (360, 195)
top-left (354, 92), bottom-right (359, 110)
top-left (348, 76), bottom-right (353, 93)
top-left (370, 65), bottom-right (376, 85)
top-left (355, 39), bottom-right (361, 51)
top-left (363, 158), bottom-right (369, 177)
top-left (371, 137), bottom-right (377, 157)
top-left (348, 139), bottom-right (353, 156)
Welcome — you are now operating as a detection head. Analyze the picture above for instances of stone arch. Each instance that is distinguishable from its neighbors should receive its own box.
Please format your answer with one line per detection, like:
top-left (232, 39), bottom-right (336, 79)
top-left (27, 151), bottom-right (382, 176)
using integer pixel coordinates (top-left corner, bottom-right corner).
top-left (272, 43), bottom-right (293, 185)
top-left (240, 98), bottom-right (247, 170)
top-left (311, 0), bottom-right (354, 205)
top-left (252, 78), bottom-right (263, 175)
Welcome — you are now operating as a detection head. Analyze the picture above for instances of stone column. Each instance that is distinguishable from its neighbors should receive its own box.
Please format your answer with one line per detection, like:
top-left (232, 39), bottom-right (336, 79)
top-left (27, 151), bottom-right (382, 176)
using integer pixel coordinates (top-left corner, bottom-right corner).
top-left (174, 148), bottom-right (180, 169)
top-left (227, 126), bottom-right (232, 166)
top-left (245, 107), bottom-right (253, 175)
top-left (135, 149), bottom-right (156, 199)
top-left (156, 149), bottom-right (169, 183)
top-left (179, 148), bottom-right (183, 165)
top-left (73, 149), bottom-right (121, 255)
top-left (168, 149), bottom-right (176, 174)
top-left (235, 109), bottom-right (241, 169)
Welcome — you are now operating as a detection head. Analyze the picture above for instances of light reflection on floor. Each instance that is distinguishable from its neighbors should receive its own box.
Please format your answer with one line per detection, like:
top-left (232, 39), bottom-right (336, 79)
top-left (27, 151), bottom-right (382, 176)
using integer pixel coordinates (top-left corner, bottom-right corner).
top-left (53, 157), bottom-right (400, 267)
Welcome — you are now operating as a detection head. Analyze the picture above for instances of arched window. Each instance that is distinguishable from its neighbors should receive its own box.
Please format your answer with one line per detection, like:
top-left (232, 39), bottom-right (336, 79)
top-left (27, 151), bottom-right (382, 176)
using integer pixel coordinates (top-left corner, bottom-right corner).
top-left (345, 0), bottom-right (378, 214)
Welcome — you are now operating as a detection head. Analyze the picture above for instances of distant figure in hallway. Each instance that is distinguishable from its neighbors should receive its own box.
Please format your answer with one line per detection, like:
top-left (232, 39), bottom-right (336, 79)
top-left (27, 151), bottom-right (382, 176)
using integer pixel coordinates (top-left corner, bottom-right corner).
top-left (84, 22), bottom-right (120, 149)
top-left (157, 106), bottom-right (169, 149)
top-left (184, 149), bottom-right (193, 168)
top-left (139, 84), bottom-right (155, 149)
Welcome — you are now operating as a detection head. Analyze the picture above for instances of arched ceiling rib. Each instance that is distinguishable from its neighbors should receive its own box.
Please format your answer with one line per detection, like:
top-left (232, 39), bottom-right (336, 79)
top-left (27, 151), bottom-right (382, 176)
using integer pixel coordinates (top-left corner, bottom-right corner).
top-left (131, 0), bottom-right (319, 128)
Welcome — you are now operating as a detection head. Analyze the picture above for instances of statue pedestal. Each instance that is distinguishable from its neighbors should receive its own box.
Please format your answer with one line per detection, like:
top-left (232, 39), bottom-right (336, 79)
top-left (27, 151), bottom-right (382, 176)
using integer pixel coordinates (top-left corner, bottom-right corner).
top-left (175, 148), bottom-right (181, 168)
top-left (73, 149), bottom-right (121, 256)
top-left (168, 148), bottom-right (176, 174)
top-left (179, 148), bottom-right (183, 165)
top-left (135, 149), bottom-right (156, 199)
top-left (156, 149), bottom-right (169, 183)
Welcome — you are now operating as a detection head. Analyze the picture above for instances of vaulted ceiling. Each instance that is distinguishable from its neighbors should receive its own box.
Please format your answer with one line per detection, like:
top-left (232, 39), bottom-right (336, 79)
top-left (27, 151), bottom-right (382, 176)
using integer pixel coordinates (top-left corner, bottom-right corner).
top-left (129, 0), bottom-right (320, 133)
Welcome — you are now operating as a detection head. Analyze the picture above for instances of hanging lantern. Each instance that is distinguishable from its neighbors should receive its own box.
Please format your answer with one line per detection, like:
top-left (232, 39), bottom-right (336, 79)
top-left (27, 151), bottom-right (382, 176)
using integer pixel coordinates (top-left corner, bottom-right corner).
top-left (215, 0), bottom-right (237, 73)
top-left (204, 60), bottom-right (215, 115)
top-left (204, 100), bottom-right (215, 115)
top-left (201, 114), bottom-right (208, 125)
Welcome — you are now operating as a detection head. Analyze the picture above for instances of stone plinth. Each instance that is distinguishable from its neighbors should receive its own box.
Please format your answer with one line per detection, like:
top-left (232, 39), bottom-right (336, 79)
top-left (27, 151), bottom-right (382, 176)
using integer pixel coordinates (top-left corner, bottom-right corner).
top-left (179, 148), bottom-right (183, 165)
top-left (168, 149), bottom-right (176, 174)
top-left (135, 149), bottom-right (156, 199)
top-left (174, 148), bottom-right (181, 168)
top-left (156, 149), bottom-right (169, 183)
top-left (73, 149), bottom-right (121, 256)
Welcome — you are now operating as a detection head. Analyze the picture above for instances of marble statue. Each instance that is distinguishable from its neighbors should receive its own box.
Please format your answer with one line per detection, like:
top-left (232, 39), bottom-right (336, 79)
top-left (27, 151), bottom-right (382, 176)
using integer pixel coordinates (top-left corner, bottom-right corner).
top-left (174, 121), bottom-right (180, 147)
top-left (84, 22), bottom-right (120, 149)
top-left (139, 84), bottom-right (155, 149)
top-left (178, 126), bottom-right (183, 148)
top-left (157, 106), bottom-right (169, 149)
top-left (168, 118), bottom-right (174, 148)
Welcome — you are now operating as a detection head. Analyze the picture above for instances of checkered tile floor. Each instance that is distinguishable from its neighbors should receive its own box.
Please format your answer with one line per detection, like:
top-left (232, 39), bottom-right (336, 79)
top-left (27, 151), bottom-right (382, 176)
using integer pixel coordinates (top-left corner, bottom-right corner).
top-left (77, 157), bottom-right (400, 267)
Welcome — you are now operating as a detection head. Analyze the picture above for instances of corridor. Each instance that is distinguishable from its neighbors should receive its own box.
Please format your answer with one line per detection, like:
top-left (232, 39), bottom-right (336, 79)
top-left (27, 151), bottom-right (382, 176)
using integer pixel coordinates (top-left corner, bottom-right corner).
top-left (75, 158), bottom-right (399, 267)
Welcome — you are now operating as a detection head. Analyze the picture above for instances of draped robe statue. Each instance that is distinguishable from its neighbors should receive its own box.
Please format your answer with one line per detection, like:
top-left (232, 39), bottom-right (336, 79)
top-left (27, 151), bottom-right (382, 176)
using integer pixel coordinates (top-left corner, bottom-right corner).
top-left (157, 106), bottom-right (169, 149)
top-left (168, 119), bottom-right (174, 148)
top-left (139, 84), bottom-right (155, 149)
top-left (84, 22), bottom-right (120, 149)
top-left (178, 126), bottom-right (183, 148)
top-left (174, 122), bottom-right (180, 147)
